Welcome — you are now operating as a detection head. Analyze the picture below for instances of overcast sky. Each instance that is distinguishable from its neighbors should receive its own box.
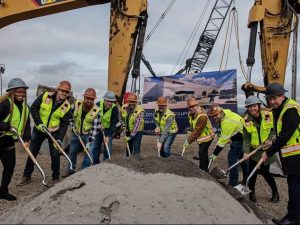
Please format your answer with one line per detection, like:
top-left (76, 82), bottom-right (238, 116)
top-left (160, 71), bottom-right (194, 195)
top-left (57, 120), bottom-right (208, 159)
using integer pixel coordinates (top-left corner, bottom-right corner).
top-left (0, 0), bottom-right (299, 105)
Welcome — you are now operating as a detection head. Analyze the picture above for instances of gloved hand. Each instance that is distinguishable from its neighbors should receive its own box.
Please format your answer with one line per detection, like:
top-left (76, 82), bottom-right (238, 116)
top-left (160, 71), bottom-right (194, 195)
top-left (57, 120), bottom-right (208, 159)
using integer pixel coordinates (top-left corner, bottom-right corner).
top-left (183, 140), bottom-right (190, 149)
top-left (157, 141), bottom-right (162, 150)
top-left (125, 136), bottom-right (131, 142)
top-left (154, 127), bottom-right (161, 136)
top-left (209, 154), bottom-right (217, 162)
top-left (37, 124), bottom-right (47, 133)
top-left (185, 127), bottom-right (192, 133)
top-left (9, 126), bottom-right (17, 133)
top-left (54, 140), bottom-right (62, 150)
top-left (86, 142), bottom-right (92, 151)
top-left (104, 136), bottom-right (109, 144)
top-left (262, 139), bottom-right (272, 150)
top-left (243, 153), bottom-right (249, 160)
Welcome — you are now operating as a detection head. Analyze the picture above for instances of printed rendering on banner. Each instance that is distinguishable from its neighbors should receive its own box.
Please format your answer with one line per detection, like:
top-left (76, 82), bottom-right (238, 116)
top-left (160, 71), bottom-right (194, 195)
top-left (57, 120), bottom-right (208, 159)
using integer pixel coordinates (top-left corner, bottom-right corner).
top-left (31, 0), bottom-right (67, 6)
top-left (142, 69), bottom-right (238, 135)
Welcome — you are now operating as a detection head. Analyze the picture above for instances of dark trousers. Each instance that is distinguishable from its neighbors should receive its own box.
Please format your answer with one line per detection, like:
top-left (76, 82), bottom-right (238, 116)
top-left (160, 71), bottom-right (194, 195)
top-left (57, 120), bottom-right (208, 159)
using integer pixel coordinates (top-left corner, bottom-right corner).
top-left (92, 132), bottom-right (113, 164)
top-left (248, 159), bottom-right (278, 193)
top-left (287, 174), bottom-right (300, 220)
top-left (23, 128), bottom-right (60, 180)
top-left (0, 146), bottom-right (16, 194)
top-left (160, 133), bottom-right (176, 158)
top-left (126, 131), bottom-right (143, 156)
top-left (198, 140), bottom-right (213, 172)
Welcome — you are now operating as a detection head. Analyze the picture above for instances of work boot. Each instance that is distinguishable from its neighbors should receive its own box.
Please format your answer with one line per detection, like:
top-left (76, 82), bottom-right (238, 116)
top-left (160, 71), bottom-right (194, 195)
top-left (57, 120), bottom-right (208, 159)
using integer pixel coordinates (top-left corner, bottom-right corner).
top-left (270, 191), bottom-right (279, 203)
top-left (61, 170), bottom-right (75, 178)
top-left (16, 176), bottom-right (31, 187)
top-left (0, 192), bottom-right (17, 201)
top-left (193, 155), bottom-right (199, 160)
top-left (52, 179), bottom-right (60, 186)
top-left (249, 191), bottom-right (256, 203)
top-left (272, 215), bottom-right (300, 225)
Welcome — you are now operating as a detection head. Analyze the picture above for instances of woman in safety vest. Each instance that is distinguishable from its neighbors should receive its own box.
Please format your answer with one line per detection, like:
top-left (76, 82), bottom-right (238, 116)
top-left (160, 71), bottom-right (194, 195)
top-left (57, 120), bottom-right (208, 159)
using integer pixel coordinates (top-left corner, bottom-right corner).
top-left (0, 78), bottom-right (31, 201)
top-left (184, 97), bottom-right (214, 171)
top-left (154, 96), bottom-right (178, 157)
top-left (243, 95), bottom-right (279, 203)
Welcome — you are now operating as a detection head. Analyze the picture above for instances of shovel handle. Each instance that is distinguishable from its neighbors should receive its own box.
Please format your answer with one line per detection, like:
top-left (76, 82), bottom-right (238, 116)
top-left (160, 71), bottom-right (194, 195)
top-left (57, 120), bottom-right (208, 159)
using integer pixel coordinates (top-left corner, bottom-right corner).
top-left (156, 136), bottom-right (161, 157)
top-left (72, 128), bottom-right (94, 165)
top-left (244, 157), bottom-right (265, 190)
top-left (100, 128), bottom-right (111, 159)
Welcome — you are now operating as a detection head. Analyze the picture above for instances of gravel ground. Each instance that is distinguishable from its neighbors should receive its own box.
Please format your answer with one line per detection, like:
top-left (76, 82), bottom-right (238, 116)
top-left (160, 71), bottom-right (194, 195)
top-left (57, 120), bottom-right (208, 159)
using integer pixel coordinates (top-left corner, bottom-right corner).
top-left (0, 135), bottom-right (288, 221)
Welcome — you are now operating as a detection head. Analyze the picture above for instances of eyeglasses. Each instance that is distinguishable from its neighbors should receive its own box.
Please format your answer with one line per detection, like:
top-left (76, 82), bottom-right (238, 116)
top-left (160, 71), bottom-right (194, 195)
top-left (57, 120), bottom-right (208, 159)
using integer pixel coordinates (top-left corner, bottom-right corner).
top-left (58, 89), bottom-right (70, 94)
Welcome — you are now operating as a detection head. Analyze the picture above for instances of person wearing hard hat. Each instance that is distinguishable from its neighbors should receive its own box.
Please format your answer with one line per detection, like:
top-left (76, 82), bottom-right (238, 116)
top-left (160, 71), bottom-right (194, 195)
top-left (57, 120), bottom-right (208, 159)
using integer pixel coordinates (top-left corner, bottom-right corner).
top-left (91, 90), bottom-right (119, 163)
top-left (0, 78), bottom-right (31, 201)
top-left (154, 96), bottom-right (178, 157)
top-left (242, 96), bottom-right (279, 203)
top-left (184, 98), bottom-right (214, 171)
top-left (208, 104), bottom-right (248, 187)
top-left (121, 92), bottom-right (144, 156)
top-left (17, 80), bottom-right (72, 186)
top-left (62, 88), bottom-right (100, 178)
top-left (261, 83), bottom-right (300, 225)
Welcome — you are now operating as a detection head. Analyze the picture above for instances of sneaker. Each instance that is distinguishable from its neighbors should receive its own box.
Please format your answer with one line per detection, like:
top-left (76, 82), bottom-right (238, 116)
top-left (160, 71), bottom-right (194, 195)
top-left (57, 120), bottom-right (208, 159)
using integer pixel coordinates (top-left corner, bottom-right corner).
top-left (0, 193), bottom-right (17, 201)
top-left (16, 177), bottom-right (31, 187)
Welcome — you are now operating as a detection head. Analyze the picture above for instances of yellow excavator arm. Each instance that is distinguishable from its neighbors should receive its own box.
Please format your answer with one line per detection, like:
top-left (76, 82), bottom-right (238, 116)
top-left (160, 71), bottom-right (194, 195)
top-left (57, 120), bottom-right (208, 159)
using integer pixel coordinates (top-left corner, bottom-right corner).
top-left (242, 0), bottom-right (299, 96)
top-left (0, 0), bottom-right (148, 101)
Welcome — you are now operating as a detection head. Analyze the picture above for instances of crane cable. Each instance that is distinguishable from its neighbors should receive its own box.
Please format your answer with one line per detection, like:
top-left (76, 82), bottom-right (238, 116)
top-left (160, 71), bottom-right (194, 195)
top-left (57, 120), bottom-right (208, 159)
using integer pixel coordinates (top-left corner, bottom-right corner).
top-left (219, 7), bottom-right (247, 80)
top-left (144, 0), bottom-right (176, 45)
top-left (171, 0), bottom-right (211, 75)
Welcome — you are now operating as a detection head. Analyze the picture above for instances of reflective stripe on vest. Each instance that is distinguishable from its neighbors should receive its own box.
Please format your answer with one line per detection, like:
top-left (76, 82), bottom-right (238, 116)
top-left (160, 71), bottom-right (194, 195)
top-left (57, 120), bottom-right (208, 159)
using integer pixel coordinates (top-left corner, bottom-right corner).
top-left (243, 110), bottom-right (273, 148)
top-left (154, 108), bottom-right (178, 134)
top-left (188, 108), bottom-right (214, 144)
top-left (99, 100), bottom-right (116, 129)
top-left (74, 99), bottom-right (100, 134)
top-left (1, 98), bottom-right (29, 140)
top-left (122, 105), bottom-right (144, 132)
top-left (277, 99), bottom-right (300, 158)
top-left (37, 92), bottom-right (71, 132)
top-left (218, 109), bottom-right (243, 147)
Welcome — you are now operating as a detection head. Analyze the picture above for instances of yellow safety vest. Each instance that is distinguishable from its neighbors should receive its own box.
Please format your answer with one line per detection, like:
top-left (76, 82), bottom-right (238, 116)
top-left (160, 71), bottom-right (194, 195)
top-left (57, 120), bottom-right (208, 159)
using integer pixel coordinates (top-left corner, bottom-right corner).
top-left (188, 108), bottom-right (214, 144)
top-left (37, 92), bottom-right (71, 132)
top-left (243, 109), bottom-right (273, 148)
top-left (121, 104), bottom-right (144, 132)
top-left (73, 99), bottom-right (100, 134)
top-left (154, 108), bottom-right (178, 134)
top-left (99, 100), bottom-right (116, 129)
top-left (277, 98), bottom-right (300, 158)
top-left (1, 97), bottom-right (29, 140)
top-left (218, 109), bottom-right (243, 147)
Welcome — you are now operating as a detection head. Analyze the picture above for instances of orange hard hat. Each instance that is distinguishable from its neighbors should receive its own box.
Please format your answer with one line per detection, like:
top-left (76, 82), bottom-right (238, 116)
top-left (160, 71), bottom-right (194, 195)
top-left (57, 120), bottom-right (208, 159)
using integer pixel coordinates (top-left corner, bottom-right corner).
top-left (58, 80), bottom-right (71, 92)
top-left (84, 88), bottom-right (96, 99)
top-left (157, 96), bottom-right (167, 106)
top-left (127, 92), bottom-right (138, 102)
top-left (187, 97), bottom-right (198, 107)
top-left (207, 104), bottom-right (222, 116)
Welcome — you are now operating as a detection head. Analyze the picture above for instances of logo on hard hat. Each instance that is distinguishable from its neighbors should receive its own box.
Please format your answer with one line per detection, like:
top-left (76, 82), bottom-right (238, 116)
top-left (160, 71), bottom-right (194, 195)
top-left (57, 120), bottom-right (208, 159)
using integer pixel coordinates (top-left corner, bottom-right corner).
top-left (31, 0), bottom-right (66, 6)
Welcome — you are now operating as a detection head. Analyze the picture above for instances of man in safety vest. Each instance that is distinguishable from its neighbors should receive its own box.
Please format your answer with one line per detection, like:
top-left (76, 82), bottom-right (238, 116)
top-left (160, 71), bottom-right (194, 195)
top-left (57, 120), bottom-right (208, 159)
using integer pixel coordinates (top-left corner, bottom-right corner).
top-left (261, 83), bottom-right (300, 225)
top-left (0, 78), bottom-right (31, 201)
top-left (242, 96), bottom-right (279, 203)
top-left (208, 104), bottom-right (248, 187)
top-left (121, 92), bottom-right (144, 156)
top-left (154, 96), bottom-right (178, 157)
top-left (17, 80), bottom-right (72, 186)
top-left (92, 90), bottom-right (119, 163)
top-left (183, 98), bottom-right (214, 171)
top-left (62, 88), bottom-right (100, 178)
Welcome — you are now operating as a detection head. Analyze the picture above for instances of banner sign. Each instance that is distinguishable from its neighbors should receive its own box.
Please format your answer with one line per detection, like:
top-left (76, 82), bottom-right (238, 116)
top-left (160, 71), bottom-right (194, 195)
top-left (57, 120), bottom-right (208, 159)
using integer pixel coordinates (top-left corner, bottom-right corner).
top-left (142, 69), bottom-right (238, 135)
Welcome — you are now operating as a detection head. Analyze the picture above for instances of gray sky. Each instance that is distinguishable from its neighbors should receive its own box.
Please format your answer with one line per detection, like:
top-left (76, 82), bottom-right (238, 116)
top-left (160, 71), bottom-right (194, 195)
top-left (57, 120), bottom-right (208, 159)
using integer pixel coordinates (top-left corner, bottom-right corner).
top-left (0, 0), bottom-right (299, 105)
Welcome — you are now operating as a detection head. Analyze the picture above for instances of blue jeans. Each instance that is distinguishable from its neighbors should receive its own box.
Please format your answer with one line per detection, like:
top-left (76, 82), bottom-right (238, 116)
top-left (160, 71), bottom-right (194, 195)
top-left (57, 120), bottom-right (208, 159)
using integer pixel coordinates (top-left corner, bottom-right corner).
top-left (287, 174), bottom-right (300, 220)
top-left (92, 131), bottom-right (113, 164)
top-left (160, 133), bottom-right (176, 158)
top-left (68, 133), bottom-right (91, 171)
top-left (227, 140), bottom-right (247, 186)
top-left (126, 131), bottom-right (143, 156)
top-left (23, 128), bottom-right (61, 180)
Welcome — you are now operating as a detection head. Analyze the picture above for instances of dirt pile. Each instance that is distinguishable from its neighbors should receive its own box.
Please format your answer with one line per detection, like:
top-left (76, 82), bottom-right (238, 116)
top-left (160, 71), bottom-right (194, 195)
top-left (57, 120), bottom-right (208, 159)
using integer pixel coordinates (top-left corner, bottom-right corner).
top-left (0, 156), bottom-right (263, 224)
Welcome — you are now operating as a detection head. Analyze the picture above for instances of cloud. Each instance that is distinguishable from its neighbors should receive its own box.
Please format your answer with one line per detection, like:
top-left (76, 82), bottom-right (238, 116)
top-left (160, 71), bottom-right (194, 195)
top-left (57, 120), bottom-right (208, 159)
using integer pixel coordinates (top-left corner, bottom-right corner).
top-left (193, 77), bottom-right (216, 86)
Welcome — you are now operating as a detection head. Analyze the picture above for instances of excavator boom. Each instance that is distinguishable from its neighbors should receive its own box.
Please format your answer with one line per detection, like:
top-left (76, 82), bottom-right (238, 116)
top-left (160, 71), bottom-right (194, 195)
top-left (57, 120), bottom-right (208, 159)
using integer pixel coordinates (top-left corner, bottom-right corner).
top-left (0, 0), bottom-right (148, 101)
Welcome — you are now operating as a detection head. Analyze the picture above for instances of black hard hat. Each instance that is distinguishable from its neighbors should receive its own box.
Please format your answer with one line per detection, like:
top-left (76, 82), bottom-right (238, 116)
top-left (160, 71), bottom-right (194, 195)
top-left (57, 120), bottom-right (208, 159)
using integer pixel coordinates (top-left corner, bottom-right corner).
top-left (265, 82), bottom-right (287, 97)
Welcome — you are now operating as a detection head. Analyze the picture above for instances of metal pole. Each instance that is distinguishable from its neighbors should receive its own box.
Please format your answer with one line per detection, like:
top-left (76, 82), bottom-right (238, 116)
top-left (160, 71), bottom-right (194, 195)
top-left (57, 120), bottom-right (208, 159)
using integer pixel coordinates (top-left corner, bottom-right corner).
top-left (0, 64), bottom-right (4, 96)
top-left (291, 16), bottom-right (298, 100)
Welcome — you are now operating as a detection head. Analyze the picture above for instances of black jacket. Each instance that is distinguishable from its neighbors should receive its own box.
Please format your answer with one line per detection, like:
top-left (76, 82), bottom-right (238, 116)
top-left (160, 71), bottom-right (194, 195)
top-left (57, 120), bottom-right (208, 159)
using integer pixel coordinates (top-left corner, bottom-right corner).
top-left (266, 97), bottom-right (300, 175)
top-left (0, 98), bottom-right (31, 147)
top-left (31, 92), bottom-right (71, 141)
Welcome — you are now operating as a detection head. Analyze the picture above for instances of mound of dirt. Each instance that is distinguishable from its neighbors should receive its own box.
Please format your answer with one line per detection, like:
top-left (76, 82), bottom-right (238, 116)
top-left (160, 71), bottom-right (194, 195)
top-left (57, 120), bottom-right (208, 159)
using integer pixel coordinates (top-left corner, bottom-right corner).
top-left (0, 156), bottom-right (263, 224)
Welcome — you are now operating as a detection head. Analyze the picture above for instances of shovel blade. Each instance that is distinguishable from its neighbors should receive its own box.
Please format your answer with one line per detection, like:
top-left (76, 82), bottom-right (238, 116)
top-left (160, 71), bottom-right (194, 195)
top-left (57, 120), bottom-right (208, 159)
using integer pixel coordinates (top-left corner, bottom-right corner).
top-left (234, 184), bottom-right (252, 195)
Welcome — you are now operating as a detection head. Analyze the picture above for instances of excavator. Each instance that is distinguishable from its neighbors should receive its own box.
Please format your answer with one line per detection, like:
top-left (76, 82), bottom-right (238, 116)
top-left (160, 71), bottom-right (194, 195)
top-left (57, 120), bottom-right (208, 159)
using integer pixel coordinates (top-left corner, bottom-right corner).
top-left (0, 0), bottom-right (148, 103)
top-left (242, 0), bottom-right (300, 99)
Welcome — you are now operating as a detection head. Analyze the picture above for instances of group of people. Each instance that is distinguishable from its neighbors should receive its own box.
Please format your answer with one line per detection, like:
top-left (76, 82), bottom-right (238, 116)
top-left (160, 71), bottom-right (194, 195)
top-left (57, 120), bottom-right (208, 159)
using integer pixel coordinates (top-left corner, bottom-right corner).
top-left (0, 78), bottom-right (299, 225)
